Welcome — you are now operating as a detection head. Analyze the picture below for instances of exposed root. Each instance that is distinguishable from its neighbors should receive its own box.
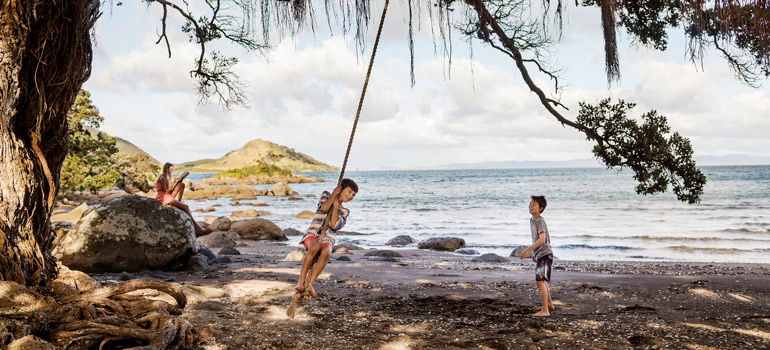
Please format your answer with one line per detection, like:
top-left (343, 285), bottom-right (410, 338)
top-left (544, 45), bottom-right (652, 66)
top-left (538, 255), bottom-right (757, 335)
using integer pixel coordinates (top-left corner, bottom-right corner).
top-left (0, 278), bottom-right (198, 349)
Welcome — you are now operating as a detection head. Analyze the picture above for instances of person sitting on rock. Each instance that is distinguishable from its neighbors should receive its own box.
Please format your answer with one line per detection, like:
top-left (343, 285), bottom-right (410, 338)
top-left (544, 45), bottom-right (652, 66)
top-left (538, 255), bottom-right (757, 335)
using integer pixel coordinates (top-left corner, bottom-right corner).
top-left (156, 162), bottom-right (210, 234)
top-left (295, 178), bottom-right (358, 297)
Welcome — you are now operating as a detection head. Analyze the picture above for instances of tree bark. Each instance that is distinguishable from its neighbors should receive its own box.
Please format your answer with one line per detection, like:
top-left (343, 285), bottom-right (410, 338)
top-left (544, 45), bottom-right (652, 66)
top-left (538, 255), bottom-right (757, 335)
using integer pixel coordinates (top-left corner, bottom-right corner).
top-left (0, 0), bottom-right (100, 287)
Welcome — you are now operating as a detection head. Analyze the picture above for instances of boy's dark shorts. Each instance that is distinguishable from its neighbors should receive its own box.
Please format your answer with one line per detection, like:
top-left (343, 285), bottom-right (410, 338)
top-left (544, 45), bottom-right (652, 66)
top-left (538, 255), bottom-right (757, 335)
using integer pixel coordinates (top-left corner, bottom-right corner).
top-left (535, 254), bottom-right (553, 282)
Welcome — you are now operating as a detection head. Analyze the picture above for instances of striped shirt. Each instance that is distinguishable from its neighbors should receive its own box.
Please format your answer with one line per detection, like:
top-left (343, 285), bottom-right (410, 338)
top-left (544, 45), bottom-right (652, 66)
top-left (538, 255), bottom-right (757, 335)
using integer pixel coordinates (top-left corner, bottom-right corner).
top-left (300, 191), bottom-right (350, 247)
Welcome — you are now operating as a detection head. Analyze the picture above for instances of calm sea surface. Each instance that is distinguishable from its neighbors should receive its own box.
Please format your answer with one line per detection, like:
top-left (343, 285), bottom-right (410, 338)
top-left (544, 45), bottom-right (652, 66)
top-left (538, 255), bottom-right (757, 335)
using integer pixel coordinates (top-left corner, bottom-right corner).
top-left (185, 166), bottom-right (770, 263)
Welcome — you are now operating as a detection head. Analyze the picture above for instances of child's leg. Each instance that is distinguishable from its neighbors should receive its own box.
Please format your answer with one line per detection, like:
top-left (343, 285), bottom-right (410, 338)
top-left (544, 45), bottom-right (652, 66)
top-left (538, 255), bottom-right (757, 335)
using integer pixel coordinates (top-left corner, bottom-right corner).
top-left (545, 281), bottom-right (555, 310)
top-left (533, 280), bottom-right (551, 317)
top-left (296, 239), bottom-right (320, 292)
top-left (305, 243), bottom-right (332, 296)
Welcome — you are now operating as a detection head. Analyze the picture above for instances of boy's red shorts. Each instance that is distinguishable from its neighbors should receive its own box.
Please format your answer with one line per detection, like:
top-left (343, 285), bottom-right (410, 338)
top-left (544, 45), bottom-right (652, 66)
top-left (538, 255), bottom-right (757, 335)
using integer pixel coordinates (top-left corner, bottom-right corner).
top-left (301, 236), bottom-right (332, 251)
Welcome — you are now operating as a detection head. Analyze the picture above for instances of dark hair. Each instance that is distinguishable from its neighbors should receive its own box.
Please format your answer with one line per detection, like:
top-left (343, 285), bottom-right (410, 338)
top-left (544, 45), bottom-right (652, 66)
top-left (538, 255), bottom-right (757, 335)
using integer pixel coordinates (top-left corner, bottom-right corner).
top-left (162, 162), bottom-right (173, 176)
top-left (531, 195), bottom-right (547, 213)
top-left (341, 178), bottom-right (358, 193)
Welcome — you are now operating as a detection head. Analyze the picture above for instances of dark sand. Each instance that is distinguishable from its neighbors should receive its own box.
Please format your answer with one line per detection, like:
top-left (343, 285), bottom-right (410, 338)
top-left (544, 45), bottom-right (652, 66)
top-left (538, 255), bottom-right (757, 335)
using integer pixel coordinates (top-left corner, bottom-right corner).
top-left (91, 242), bottom-right (770, 349)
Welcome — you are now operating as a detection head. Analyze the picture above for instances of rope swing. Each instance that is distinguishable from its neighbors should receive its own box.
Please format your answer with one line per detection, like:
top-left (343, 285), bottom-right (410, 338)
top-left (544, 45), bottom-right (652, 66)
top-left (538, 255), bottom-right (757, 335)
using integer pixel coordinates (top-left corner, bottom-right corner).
top-left (286, 0), bottom-right (390, 319)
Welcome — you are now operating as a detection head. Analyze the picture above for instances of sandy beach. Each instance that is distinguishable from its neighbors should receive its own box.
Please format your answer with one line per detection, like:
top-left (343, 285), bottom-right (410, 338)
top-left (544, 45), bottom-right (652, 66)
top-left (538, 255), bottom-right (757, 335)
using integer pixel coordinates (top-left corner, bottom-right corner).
top-left (86, 241), bottom-right (770, 349)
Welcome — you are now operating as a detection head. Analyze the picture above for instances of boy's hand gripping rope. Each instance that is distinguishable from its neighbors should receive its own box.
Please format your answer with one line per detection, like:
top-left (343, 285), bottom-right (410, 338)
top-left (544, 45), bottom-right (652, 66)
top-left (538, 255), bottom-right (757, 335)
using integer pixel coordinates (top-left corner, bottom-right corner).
top-left (286, 0), bottom-right (390, 319)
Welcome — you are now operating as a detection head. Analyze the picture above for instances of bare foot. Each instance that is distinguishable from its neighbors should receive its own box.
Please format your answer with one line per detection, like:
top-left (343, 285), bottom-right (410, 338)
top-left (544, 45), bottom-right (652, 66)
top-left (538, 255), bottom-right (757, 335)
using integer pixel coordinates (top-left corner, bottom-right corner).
top-left (295, 282), bottom-right (305, 292)
top-left (532, 310), bottom-right (550, 317)
top-left (548, 303), bottom-right (555, 311)
top-left (308, 285), bottom-right (317, 298)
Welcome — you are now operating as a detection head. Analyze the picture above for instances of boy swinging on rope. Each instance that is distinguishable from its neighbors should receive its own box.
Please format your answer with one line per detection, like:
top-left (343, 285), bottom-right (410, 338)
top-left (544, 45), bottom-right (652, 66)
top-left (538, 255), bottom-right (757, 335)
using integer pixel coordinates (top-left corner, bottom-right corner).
top-left (295, 178), bottom-right (358, 297)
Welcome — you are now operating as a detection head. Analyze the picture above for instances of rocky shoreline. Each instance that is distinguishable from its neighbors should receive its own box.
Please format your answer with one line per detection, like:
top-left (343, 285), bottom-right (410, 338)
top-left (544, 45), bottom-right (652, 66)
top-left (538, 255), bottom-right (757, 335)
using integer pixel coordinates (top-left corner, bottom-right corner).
top-left (42, 184), bottom-right (770, 349)
top-left (82, 241), bottom-right (770, 349)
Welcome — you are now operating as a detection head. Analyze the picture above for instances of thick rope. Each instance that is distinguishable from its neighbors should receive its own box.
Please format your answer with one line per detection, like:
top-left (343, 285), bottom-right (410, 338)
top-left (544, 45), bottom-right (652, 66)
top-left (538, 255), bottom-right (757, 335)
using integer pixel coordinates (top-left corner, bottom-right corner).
top-left (287, 0), bottom-right (390, 319)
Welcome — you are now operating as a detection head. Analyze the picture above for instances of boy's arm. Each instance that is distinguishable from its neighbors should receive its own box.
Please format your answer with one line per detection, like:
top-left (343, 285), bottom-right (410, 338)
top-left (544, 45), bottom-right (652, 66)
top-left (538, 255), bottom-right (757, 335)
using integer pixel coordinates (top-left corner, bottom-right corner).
top-left (520, 232), bottom-right (546, 259)
top-left (328, 200), bottom-right (340, 228)
top-left (319, 185), bottom-right (342, 213)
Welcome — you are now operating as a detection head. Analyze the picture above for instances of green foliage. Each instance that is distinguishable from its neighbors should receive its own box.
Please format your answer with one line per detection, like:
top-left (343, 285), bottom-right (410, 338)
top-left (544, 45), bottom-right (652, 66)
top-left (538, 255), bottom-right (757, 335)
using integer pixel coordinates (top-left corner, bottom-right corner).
top-left (61, 90), bottom-right (161, 193)
top-left (213, 162), bottom-right (293, 179)
top-left (581, 0), bottom-right (768, 86)
top-left (112, 154), bottom-right (163, 193)
top-left (576, 98), bottom-right (706, 204)
top-left (61, 90), bottom-right (120, 193)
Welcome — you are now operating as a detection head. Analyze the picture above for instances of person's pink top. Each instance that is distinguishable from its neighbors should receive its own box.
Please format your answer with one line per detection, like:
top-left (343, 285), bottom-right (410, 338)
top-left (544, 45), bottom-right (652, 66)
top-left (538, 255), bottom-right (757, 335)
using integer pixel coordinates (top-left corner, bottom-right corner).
top-left (155, 175), bottom-right (174, 205)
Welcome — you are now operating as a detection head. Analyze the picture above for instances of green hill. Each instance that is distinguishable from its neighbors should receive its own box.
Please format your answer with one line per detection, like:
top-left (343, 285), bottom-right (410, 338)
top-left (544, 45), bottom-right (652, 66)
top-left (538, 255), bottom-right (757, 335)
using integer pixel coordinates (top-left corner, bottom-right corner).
top-left (176, 139), bottom-right (337, 173)
top-left (84, 126), bottom-right (160, 165)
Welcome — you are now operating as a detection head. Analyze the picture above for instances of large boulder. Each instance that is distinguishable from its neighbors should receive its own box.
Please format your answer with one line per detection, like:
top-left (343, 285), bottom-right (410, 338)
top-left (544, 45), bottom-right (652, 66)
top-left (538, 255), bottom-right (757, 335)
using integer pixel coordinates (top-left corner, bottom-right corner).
top-left (283, 228), bottom-right (303, 236)
top-left (209, 216), bottom-right (232, 231)
top-left (229, 218), bottom-right (287, 241)
top-left (472, 253), bottom-right (508, 263)
top-left (214, 185), bottom-right (236, 197)
top-left (232, 184), bottom-right (259, 200)
top-left (52, 195), bottom-right (197, 272)
top-left (510, 245), bottom-right (532, 259)
top-left (417, 237), bottom-right (466, 252)
top-left (333, 243), bottom-right (363, 252)
top-left (295, 210), bottom-right (315, 219)
top-left (196, 231), bottom-right (236, 248)
top-left (386, 235), bottom-right (416, 246)
top-left (271, 182), bottom-right (292, 196)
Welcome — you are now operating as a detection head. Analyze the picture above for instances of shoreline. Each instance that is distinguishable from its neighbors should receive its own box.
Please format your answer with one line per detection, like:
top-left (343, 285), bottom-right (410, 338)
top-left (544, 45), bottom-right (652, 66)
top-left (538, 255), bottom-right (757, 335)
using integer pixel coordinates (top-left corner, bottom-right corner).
top-left (87, 241), bottom-right (770, 349)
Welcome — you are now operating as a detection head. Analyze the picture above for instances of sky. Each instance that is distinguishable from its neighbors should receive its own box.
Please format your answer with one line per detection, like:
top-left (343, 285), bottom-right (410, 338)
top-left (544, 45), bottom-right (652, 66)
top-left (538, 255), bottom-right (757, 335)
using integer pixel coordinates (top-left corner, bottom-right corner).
top-left (83, 0), bottom-right (770, 170)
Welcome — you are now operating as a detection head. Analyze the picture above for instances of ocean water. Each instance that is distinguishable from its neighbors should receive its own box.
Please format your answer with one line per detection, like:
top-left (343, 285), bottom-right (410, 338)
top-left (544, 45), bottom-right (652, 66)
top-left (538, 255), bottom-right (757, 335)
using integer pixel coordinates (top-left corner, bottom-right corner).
top-left (185, 166), bottom-right (770, 263)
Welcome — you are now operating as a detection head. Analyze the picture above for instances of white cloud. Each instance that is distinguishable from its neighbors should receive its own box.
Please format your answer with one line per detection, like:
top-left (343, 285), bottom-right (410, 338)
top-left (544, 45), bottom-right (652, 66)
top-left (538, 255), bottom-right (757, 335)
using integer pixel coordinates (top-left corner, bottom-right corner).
top-left (83, 0), bottom-right (770, 170)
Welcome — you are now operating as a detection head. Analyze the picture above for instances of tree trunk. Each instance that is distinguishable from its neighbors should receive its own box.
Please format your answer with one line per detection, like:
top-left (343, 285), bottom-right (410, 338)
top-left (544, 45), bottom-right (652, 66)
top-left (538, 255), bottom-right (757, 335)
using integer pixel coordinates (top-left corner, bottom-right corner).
top-left (0, 0), bottom-right (99, 287)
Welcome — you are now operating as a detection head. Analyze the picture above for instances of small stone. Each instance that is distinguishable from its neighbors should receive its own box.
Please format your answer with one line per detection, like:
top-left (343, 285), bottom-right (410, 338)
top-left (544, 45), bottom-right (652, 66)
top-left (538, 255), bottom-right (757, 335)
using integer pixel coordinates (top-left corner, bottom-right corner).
top-left (210, 256), bottom-right (231, 264)
top-left (472, 253), bottom-right (508, 263)
top-left (510, 245), bottom-right (532, 258)
top-left (120, 271), bottom-right (139, 281)
top-left (386, 235), bottom-right (416, 246)
top-left (364, 250), bottom-right (402, 258)
top-left (197, 244), bottom-right (217, 260)
top-left (334, 243), bottom-right (362, 252)
top-left (283, 228), bottom-right (303, 236)
top-left (218, 247), bottom-right (241, 255)
top-left (185, 254), bottom-right (210, 271)
top-left (283, 248), bottom-right (306, 262)
top-left (295, 210), bottom-right (315, 219)
top-left (336, 256), bottom-right (351, 261)
top-left (191, 300), bottom-right (228, 311)
top-left (456, 248), bottom-right (479, 255)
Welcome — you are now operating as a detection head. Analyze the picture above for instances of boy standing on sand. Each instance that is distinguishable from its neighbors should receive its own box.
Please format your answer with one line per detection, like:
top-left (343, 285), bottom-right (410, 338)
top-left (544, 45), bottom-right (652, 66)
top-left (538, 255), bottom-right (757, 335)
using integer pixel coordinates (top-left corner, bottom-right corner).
top-left (520, 195), bottom-right (555, 317)
top-left (295, 178), bottom-right (358, 298)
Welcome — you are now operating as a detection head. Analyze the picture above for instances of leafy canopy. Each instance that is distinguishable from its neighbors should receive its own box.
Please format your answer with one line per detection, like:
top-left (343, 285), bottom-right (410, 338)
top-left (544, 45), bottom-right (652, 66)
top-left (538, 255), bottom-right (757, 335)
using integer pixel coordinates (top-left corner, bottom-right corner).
top-left (61, 90), bottom-right (161, 193)
top-left (61, 90), bottom-right (121, 192)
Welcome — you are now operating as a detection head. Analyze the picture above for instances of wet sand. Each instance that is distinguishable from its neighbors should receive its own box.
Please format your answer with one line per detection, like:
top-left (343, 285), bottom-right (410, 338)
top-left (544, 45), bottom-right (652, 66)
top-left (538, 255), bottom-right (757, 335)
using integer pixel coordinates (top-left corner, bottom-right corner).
top-left (90, 242), bottom-right (770, 349)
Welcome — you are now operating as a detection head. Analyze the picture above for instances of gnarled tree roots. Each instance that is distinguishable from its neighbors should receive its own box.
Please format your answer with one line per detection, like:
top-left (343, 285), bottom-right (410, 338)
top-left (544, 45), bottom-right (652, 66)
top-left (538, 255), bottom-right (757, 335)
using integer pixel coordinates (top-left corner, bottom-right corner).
top-left (0, 279), bottom-right (199, 349)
